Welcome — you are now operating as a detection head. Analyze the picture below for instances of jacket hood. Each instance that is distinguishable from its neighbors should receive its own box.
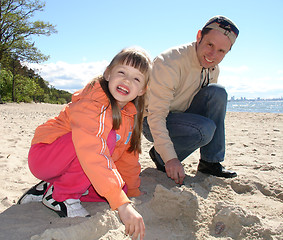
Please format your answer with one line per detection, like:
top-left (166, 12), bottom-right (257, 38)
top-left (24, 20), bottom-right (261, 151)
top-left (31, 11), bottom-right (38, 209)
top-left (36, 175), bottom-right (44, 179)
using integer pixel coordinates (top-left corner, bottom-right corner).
top-left (72, 81), bottom-right (109, 104)
top-left (71, 81), bottom-right (137, 116)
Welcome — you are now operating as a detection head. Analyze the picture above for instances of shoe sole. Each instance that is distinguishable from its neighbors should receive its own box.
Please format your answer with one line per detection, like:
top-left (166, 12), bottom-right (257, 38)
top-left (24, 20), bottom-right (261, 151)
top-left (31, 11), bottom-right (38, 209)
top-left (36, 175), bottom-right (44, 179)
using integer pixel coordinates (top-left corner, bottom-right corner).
top-left (198, 169), bottom-right (237, 178)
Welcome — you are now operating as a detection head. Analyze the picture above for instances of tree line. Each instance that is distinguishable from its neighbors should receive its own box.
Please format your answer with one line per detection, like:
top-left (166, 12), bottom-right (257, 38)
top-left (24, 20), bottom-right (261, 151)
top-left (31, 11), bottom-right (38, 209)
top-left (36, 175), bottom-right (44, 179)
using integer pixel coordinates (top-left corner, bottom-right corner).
top-left (0, 0), bottom-right (71, 104)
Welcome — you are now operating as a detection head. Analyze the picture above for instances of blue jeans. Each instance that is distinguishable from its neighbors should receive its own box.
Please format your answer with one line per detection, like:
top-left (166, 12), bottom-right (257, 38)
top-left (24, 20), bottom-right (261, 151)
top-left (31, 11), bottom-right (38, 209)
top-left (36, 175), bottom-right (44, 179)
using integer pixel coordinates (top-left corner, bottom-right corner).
top-left (143, 84), bottom-right (227, 164)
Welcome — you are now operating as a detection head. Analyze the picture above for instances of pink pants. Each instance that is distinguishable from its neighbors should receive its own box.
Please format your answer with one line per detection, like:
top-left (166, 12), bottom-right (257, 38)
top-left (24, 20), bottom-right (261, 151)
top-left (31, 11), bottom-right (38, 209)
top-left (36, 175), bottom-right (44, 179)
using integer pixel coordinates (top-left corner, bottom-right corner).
top-left (28, 131), bottom-right (127, 202)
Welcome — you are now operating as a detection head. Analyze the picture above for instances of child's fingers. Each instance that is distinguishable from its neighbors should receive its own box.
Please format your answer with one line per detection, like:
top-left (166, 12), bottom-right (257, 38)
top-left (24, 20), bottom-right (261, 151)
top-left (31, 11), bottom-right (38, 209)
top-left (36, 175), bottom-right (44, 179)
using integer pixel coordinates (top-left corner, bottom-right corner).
top-left (125, 222), bottom-right (130, 235)
top-left (130, 226), bottom-right (140, 240)
top-left (132, 218), bottom-right (145, 240)
top-left (139, 220), bottom-right (145, 240)
top-left (128, 224), bottom-right (135, 237)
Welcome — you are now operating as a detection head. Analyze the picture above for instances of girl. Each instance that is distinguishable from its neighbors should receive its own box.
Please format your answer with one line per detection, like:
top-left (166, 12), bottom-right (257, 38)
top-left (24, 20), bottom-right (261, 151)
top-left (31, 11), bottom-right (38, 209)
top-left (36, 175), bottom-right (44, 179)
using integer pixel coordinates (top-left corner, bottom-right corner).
top-left (18, 47), bottom-right (151, 240)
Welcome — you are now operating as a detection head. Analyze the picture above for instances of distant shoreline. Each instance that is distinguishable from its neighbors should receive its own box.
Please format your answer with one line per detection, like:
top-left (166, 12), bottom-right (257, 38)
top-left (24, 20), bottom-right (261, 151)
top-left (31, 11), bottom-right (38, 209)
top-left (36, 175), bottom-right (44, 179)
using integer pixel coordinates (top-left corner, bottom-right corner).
top-left (228, 98), bottom-right (283, 102)
top-left (227, 99), bottom-right (283, 114)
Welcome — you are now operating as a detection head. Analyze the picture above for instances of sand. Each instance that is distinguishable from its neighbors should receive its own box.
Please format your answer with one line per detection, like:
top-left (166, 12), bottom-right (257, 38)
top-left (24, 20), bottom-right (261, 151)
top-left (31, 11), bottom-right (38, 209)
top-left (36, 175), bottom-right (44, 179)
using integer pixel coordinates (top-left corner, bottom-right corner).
top-left (0, 102), bottom-right (282, 240)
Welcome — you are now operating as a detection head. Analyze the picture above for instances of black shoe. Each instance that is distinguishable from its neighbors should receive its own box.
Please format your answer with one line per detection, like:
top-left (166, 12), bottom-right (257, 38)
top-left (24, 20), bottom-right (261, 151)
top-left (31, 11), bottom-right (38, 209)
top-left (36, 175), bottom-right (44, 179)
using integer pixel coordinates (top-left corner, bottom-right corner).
top-left (197, 160), bottom-right (237, 178)
top-left (149, 147), bottom-right (166, 172)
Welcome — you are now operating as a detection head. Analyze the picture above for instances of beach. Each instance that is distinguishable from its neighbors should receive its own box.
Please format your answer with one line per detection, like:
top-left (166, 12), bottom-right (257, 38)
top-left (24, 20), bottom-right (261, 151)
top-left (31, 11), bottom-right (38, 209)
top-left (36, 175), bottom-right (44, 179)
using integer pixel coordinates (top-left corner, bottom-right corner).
top-left (0, 102), bottom-right (282, 240)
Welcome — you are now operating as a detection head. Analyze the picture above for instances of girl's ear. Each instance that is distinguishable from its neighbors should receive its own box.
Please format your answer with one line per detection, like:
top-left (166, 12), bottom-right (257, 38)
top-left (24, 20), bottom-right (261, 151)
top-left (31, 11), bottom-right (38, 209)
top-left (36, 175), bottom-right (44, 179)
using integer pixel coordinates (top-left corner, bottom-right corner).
top-left (137, 87), bottom-right (146, 96)
top-left (104, 67), bottom-right (110, 81)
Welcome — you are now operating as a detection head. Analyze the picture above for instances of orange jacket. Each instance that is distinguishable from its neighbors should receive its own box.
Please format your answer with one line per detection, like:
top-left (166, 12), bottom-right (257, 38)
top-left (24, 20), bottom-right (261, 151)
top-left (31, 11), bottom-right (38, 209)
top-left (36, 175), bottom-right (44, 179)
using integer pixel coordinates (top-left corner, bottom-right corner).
top-left (31, 81), bottom-right (141, 210)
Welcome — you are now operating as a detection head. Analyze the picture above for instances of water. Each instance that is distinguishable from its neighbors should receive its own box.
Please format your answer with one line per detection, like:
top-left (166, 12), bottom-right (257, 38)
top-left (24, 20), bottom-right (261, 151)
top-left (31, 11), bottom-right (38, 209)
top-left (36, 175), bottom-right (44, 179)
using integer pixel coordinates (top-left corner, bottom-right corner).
top-left (227, 100), bottom-right (283, 113)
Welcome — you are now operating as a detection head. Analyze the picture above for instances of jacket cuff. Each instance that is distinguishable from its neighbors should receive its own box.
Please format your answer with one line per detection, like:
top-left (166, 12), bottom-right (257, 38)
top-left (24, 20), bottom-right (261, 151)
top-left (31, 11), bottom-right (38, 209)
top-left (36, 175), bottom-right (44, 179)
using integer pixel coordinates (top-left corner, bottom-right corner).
top-left (104, 188), bottom-right (130, 210)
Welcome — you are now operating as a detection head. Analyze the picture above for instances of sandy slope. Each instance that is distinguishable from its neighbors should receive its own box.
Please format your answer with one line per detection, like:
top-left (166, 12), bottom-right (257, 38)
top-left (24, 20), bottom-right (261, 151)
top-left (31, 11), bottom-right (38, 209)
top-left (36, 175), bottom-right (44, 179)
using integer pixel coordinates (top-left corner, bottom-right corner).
top-left (0, 103), bottom-right (282, 240)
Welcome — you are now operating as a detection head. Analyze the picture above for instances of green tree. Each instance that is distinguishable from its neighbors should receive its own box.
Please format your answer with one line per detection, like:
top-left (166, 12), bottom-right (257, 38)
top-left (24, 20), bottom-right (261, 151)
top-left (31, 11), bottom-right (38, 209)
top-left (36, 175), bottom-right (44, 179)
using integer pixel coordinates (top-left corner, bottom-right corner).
top-left (0, 0), bottom-right (57, 101)
top-left (0, 67), bottom-right (12, 101)
top-left (0, 0), bottom-right (57, 63)
top-left (13, 73), bottom-right (44, 102)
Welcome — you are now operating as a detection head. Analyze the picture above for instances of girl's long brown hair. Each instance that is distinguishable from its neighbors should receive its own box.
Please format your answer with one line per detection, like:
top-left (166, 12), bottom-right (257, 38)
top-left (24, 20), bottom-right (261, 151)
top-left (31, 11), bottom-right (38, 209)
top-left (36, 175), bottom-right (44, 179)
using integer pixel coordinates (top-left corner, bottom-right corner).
top-left (90, 47), bottom-right (151, 153)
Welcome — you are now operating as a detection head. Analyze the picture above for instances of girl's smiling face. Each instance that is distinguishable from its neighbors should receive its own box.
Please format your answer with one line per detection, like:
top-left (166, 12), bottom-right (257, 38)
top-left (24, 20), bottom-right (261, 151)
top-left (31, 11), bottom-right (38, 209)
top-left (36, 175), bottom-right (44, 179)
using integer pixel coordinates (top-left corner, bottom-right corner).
top-left (105, 64), bottom-right (146, 108)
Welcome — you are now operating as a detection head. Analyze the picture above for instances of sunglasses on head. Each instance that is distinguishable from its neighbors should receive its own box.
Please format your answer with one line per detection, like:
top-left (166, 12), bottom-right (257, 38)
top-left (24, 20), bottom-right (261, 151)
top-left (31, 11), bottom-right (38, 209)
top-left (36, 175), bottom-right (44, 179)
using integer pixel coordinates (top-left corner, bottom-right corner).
top-left (205, 18), bottom-right (239, 37)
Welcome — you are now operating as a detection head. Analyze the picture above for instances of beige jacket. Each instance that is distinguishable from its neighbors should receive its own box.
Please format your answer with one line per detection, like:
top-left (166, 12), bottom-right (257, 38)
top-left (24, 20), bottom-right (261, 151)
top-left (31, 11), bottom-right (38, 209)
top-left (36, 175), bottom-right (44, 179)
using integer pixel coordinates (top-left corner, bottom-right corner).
top-left (146, 42), bottom-right (220, 163)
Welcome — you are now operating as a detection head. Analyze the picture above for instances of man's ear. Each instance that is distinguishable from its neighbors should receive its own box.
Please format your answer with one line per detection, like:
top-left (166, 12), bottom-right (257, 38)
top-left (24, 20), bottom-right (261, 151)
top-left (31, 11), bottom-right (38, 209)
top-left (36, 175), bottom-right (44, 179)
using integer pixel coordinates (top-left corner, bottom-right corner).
top-left (196, 30), bottom-right (202, 44)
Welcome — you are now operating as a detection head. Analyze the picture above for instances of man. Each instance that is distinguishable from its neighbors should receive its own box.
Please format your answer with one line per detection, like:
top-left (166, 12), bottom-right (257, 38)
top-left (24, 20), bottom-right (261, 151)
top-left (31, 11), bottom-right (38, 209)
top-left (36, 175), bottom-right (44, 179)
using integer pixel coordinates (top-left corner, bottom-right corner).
top-left (143, 16), bottom-right (239, 185)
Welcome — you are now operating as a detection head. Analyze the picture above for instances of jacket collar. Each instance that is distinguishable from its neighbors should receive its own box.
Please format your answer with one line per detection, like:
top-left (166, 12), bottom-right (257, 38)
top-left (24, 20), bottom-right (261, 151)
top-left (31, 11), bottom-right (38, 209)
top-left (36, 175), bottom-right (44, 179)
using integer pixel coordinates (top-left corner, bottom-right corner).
top-left (72, 81), bottom-right (137, 116)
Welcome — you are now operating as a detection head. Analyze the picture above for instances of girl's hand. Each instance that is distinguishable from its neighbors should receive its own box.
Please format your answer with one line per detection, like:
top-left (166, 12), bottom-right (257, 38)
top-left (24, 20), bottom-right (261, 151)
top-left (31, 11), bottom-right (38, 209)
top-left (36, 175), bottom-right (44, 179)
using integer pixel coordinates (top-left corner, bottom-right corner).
top-left (117, 203), bottom-right (145, 240)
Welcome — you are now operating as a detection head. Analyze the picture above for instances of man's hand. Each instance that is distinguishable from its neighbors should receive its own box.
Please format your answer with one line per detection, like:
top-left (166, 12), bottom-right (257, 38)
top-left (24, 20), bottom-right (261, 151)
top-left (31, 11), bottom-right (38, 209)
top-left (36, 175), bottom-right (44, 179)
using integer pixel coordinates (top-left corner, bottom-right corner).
top-left (165, 158), bottom-right (185, 185)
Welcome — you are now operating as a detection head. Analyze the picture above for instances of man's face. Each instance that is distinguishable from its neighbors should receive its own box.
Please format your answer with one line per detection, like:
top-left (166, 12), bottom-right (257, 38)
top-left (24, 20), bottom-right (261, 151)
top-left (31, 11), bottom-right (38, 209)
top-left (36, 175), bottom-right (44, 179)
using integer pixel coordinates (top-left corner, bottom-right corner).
top-left (196, 29), bottom-right (232, 69)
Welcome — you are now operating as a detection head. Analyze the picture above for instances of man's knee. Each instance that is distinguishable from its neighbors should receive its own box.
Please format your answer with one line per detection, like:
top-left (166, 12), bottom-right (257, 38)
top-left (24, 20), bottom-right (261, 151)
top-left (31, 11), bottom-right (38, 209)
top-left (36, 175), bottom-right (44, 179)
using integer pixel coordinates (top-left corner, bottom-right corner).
top-left (167, 113), bottom-right (216, 146)
top-left (207, 84), bottom-right (227, 102)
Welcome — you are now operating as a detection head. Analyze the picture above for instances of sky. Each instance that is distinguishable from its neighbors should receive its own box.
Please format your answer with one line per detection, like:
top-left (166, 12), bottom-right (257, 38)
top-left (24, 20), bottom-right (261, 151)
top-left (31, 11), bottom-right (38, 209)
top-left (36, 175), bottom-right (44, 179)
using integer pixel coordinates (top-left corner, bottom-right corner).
top-left (28, 0), bottom-right (283, 99)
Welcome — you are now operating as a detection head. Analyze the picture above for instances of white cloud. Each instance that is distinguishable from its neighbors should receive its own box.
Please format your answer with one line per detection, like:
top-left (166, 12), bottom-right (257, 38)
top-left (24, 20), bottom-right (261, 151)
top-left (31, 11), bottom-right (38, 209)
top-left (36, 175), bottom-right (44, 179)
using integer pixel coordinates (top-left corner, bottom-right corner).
top-left (26, 61), bottom-right (282, 99)
top-left (219, 65), bottom-right (283, 99)
top-left (27, 60), bottom-right (109, 92)
top-left (220, 65), bottom-right (249, 73)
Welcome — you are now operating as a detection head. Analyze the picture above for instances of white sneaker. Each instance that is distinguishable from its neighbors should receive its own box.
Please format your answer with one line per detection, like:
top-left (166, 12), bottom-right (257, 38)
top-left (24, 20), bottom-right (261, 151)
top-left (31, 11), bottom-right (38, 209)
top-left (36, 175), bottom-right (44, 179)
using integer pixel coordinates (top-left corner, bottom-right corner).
top-left (42, 186), bottom-right (90, 218)
top-left (17, 181), bottom-right (49, 204)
